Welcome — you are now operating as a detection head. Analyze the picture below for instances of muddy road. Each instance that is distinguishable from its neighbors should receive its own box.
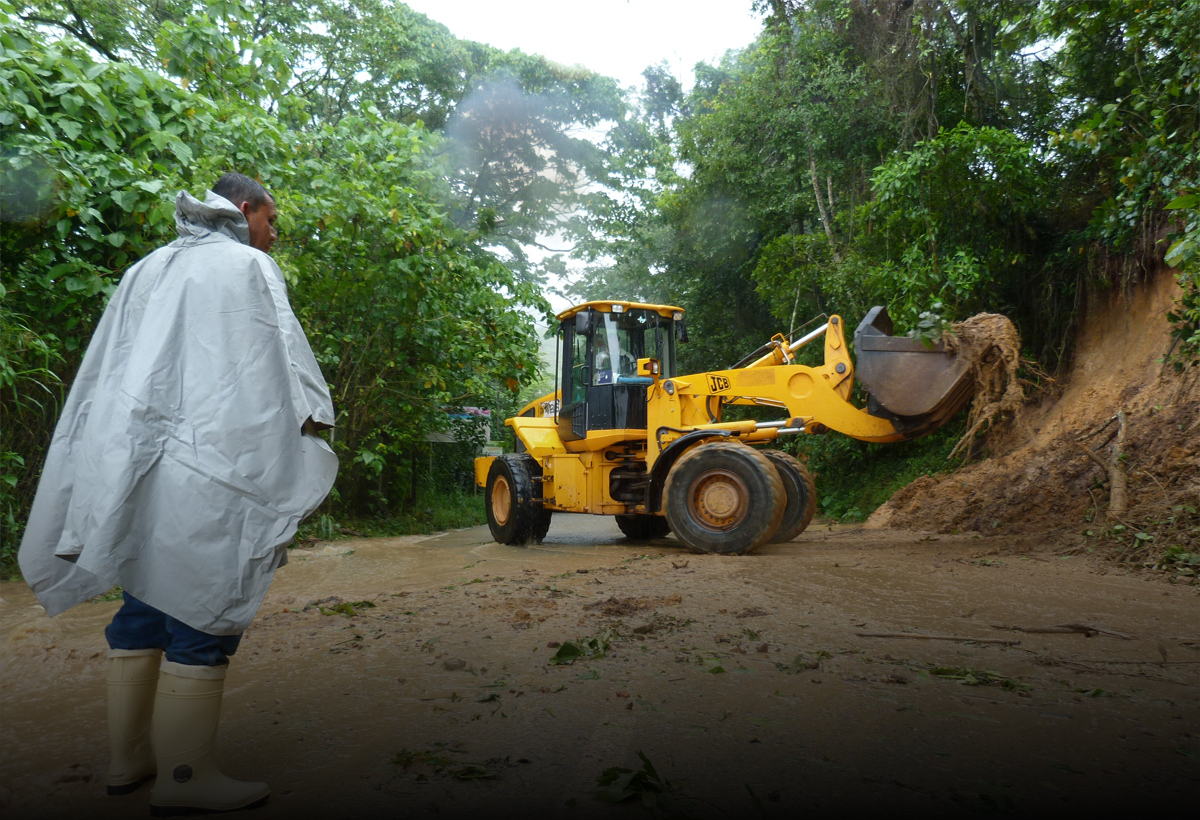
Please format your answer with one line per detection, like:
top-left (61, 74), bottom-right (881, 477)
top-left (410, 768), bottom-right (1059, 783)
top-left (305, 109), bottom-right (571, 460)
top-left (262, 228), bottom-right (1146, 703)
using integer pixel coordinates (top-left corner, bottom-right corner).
top-left (2, 516), bottom-right (1197, 818)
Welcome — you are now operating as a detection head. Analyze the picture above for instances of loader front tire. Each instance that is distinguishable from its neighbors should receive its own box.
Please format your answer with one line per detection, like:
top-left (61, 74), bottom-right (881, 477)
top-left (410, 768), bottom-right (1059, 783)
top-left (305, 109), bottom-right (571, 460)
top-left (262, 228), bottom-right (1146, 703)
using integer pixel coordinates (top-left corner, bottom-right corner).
top-left (486, 454), bottom-right (550, 546)
top-left (663, 441), bottom-right (786, 555)
top-left (615, 514), bottom-right (671, 540)
top-left (761, 449), bottom-right (817, 543)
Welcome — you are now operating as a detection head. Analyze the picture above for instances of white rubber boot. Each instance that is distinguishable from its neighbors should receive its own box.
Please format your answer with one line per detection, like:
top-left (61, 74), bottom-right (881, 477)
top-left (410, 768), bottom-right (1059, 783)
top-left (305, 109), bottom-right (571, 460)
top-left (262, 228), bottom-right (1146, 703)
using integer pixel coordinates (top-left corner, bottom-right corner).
top-left (148, 661), bottom-right (269, 816)
top-left (106, 648), bottom-right (161, 795)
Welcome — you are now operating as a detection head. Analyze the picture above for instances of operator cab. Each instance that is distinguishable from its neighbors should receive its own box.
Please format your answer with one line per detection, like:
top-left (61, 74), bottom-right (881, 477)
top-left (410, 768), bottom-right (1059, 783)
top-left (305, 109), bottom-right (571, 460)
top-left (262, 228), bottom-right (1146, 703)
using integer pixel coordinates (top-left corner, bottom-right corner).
top-left (556, 301), bottom-right (686, 441)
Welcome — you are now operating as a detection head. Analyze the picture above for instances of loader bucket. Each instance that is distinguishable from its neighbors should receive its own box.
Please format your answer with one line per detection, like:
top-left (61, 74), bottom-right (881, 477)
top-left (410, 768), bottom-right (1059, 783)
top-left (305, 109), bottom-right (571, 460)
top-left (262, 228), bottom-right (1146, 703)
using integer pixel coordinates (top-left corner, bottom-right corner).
top-left (853, 306), bottom-right (973, 438)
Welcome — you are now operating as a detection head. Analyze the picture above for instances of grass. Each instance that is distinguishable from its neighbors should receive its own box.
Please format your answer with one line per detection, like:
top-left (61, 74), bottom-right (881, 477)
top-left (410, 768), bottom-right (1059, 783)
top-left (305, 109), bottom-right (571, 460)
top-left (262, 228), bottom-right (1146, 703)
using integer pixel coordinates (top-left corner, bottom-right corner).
top-left (296, 489), bottom-right (487, 542)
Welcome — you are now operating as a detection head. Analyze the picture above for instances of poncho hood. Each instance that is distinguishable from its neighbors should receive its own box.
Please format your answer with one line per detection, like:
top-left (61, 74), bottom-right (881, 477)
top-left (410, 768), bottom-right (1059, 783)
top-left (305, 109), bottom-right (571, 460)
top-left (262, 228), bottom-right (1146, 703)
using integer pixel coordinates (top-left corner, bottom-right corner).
top-left (18, 189), bottom-right (337, 634)
top-left (174, 190), bottom-right (251, 245)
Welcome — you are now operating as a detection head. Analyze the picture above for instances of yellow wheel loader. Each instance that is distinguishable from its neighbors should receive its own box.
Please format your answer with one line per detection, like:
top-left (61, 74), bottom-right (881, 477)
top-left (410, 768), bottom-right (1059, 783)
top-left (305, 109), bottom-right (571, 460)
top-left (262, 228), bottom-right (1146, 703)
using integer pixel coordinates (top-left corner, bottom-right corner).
top-left (475, 301), bottom-right (973, 555)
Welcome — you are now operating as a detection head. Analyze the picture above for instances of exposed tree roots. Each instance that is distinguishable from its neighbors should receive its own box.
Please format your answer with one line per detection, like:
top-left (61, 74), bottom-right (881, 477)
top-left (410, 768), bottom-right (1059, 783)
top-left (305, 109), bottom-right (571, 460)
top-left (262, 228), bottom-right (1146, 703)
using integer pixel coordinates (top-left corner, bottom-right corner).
top-left (943, 313), bottom-right (1024, 460)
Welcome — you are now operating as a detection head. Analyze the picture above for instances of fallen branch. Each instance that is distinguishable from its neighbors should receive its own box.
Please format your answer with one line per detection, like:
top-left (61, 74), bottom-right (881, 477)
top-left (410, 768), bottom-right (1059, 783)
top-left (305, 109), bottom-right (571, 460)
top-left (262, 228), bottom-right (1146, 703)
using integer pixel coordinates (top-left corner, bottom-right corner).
top-left (989, 622), bottom-right (1136, 640)
top-left (855, 632), bottom-right (1020, 646)
top-left (1075, 414), bottom-right (1118, 443)
top-left (1075, 410), bottom-right (1129, 515)
top-left (1035, 658), bottom-right (1200, 686)
top-left (1077, 442), bottom-right (1111, 473)
top-left (1064, 659), bottom-right (1200, 665)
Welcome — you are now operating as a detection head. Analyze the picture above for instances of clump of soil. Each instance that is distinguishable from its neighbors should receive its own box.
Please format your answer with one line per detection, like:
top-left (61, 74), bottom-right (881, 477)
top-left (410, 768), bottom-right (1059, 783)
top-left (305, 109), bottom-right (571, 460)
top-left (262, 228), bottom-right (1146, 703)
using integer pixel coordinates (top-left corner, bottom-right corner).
top-left (871, 268), bottom-right (1200, 562)
top-left (943, 313), bottom-right (1024, 460)
top-left (583, 594), bottom-right (682, 616)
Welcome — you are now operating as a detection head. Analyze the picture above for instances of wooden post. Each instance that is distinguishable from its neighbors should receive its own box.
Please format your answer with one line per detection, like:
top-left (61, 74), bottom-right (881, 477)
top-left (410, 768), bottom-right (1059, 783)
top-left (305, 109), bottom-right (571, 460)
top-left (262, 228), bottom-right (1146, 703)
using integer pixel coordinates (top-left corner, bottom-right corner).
top-left (1109, 411), bottom-right (1128, 516)
top-left (1076, 411), bottom-right (1129, 517)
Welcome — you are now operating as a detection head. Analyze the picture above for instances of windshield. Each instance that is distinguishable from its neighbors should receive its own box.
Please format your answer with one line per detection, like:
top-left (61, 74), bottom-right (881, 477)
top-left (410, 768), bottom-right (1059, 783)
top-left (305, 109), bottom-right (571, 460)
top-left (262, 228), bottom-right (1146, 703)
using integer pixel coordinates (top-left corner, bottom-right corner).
top-left (592, 309), bottom-right (675, 385)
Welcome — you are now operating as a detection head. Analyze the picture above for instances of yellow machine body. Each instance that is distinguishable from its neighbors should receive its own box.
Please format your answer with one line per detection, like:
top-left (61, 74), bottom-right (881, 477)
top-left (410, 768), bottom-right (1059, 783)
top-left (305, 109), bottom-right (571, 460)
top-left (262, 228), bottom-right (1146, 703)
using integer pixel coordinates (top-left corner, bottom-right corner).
top-left (474, 300), bottom-right (971, 519)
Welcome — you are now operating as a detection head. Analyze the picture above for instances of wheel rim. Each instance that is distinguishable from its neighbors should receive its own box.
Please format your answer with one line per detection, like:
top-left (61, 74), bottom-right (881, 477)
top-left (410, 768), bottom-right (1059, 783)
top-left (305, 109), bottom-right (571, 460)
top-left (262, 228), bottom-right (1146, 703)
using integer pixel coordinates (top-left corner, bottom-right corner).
top-left (687, 469), bottom-right (749, 531)
top-left (492, 475), bottom-right (512, 525)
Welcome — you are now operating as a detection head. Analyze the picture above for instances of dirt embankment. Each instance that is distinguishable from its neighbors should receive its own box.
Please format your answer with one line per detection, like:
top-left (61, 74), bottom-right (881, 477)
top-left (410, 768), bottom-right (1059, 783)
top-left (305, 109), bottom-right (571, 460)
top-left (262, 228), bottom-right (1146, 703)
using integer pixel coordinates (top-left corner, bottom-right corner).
top-left (870, 268), bottom-right (1200, 550)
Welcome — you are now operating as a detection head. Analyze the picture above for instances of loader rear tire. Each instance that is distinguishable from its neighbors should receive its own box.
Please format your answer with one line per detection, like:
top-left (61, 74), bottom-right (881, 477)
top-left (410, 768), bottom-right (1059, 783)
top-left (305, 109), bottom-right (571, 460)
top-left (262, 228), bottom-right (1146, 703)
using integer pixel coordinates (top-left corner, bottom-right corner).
top-left (486, 454), bottom-right (549, 545)
top-left (761, 449), bottom-right (817, 543)
top-left (663, 441), bottom-right (786, 555)
top-left (615, 514), bottom-right (671, 540)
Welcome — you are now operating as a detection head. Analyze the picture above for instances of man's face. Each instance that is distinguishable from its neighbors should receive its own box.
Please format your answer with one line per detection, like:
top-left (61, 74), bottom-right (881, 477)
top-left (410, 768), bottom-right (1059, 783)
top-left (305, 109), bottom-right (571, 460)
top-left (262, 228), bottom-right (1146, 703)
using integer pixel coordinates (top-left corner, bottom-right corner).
top-left (240, 198), bottom-right (278, 254)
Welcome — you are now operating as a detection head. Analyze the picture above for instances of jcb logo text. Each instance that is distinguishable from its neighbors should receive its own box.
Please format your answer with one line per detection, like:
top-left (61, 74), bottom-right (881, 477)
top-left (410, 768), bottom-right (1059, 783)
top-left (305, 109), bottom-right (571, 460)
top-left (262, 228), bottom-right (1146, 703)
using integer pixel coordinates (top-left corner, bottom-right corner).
top-left (707, 374), bottom-right (730, 392)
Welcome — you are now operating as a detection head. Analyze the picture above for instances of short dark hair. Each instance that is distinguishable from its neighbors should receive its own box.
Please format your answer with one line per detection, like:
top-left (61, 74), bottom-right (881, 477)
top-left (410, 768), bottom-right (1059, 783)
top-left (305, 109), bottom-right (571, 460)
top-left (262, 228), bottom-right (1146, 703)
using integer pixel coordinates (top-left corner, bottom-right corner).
top-left (211, 172), bottom-right (273, 210)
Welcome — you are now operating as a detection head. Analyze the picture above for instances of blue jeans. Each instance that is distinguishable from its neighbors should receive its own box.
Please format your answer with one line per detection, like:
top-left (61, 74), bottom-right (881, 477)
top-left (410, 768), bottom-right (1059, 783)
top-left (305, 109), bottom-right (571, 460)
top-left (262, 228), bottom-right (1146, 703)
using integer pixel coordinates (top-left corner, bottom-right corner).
top-left (105, 592), bottom-right (242, 666)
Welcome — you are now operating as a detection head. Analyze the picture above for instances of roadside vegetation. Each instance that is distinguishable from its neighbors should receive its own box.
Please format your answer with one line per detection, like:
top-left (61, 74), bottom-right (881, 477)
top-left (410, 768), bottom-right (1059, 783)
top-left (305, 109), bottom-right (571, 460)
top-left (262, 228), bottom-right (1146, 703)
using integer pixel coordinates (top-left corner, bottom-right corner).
top-left (3, 1), bottom-right (1197, 575)
top-left (298, 488), bottom-right (488, 544)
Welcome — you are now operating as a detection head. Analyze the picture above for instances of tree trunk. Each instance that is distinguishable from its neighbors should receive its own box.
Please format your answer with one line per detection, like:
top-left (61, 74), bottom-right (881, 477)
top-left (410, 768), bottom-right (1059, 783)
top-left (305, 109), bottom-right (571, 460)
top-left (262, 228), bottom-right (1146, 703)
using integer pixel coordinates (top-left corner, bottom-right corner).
top-left (809, 156), bottom-right (841, 263)
top-left (788, 232), bottom-right (803, 335)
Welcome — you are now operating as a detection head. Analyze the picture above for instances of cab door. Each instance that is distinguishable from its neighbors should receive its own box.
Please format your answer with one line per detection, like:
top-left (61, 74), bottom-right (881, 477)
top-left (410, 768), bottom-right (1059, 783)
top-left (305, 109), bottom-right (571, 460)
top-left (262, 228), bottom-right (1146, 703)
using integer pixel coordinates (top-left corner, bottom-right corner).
top-left (556, 313), bottom-right (592, 441)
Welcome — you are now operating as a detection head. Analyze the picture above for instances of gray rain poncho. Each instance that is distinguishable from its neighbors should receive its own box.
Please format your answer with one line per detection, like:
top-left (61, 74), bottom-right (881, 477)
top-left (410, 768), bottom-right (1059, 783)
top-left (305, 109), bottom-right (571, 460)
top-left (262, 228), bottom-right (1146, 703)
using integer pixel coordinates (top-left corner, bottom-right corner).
top-left (18, 191), bottom-right (338, 635)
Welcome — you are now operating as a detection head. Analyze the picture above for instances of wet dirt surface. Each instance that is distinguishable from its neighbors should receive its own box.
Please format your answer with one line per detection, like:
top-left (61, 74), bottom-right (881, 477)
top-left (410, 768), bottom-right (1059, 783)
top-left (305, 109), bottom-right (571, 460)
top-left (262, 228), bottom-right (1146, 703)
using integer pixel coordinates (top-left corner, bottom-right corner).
top-left (2, 516), bottom-right (1198, 818)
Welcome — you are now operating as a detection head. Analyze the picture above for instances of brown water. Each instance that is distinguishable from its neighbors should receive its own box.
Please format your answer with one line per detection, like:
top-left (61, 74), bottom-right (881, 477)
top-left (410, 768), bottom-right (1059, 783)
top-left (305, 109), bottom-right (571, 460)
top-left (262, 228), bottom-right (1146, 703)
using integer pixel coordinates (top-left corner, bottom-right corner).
top-left (2, 518), bottom-right (1197, 818)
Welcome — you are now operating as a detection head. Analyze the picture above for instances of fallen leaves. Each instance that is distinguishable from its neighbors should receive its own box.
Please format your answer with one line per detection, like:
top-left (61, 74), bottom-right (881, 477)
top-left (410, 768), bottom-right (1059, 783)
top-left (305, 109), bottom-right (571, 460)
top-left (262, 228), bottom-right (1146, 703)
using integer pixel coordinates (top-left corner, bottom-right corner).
top-left (595, 751), bottom-right (681, 812)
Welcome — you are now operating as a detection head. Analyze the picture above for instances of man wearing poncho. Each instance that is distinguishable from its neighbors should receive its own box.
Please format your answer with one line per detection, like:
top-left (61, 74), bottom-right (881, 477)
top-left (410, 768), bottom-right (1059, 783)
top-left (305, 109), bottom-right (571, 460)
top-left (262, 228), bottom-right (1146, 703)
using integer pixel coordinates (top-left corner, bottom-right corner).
top-left (18, 172), bottom-right (338, 815)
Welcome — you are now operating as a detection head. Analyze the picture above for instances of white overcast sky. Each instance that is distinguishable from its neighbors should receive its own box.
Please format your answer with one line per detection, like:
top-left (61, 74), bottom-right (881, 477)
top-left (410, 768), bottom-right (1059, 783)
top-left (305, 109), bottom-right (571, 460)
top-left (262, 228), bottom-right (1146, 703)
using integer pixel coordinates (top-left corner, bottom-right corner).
top-left (402, 0), bottom-right (764, 91)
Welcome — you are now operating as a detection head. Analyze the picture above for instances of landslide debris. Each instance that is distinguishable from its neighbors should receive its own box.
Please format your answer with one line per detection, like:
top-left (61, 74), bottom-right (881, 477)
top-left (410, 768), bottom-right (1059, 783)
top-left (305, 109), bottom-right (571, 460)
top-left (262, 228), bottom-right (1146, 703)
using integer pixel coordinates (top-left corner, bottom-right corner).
top-left (943, 312), bottom-right (1025, 460)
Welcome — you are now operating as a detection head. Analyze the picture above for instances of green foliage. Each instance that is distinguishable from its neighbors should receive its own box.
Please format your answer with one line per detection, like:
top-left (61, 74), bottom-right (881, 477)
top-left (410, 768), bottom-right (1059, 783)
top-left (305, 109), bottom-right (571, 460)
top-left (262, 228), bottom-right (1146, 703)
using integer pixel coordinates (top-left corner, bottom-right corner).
top-left (869, 123), bottom-right (1048, 292)
top-left (281, 111), bottom-right (545, 513)
top-left (444, 60), bottom-right (623, 280)
top-left (1165, 194), bottom-right (1200, 366)
top-left (595, 751), bottom-right (682, 814)
top-left (296, 487), bottom-right (487, 543)
top-left (280, 0), bottom-right (488, 129)
top-left (0, 6), bottom-right (556, 563)
top-left (1152, 545), bottom-right (1199, 578)
top-left (788, 425), bottom-right (962, 522)
top-left (1082, 502), bottom-right (1200, 574)
top-left (0, 303), bottom-right (60, 566)
top-left (89, 586), bottom-right (124, 602)
top-left (0, 11), bottom-right (285, 561)
top-left (318, 599), bottom-right (376, 617)
top-left (930, 666), bottom-right (1030, 693)
top-left (1046, 0), bottom-right (1199, 269)
top-left (1167, 267), bottom-right (1200, 368)
top-left (17, 1), bottom-right (628, 285)
top-left (151, 1), bottom-right (294, 103)
top-left (547, 629), bottom-right (619, 666)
